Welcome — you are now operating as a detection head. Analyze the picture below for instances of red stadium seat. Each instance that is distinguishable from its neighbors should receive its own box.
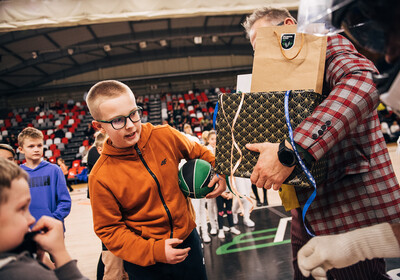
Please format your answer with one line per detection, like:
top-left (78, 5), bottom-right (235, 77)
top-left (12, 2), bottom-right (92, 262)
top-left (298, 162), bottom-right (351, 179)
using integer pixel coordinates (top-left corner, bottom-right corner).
top-left (72, 160), bottom-right (81, 168)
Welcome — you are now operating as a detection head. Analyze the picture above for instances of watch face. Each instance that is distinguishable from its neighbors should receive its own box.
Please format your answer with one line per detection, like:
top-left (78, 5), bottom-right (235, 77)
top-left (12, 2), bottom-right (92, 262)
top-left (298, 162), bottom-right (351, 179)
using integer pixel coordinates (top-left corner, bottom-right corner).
top-left (278, 144), bottom-right (296, 167)
top-left (279, 150), bottom-right (294, 165)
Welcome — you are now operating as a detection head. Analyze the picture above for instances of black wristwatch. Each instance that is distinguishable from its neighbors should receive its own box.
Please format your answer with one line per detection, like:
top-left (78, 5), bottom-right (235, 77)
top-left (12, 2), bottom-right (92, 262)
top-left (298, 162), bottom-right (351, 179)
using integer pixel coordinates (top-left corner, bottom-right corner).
top-left (277, 141), bottom-right (297, 167)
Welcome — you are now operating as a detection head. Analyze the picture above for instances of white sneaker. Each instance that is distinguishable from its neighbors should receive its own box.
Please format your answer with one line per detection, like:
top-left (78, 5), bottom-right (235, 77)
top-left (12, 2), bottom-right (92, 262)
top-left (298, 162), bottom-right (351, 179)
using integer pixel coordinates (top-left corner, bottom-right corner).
top-left (202, 232), bottom-right (211, 243)
top-left (218, 229), bottom-right (225, 239)
top-left (223, 226), bottom-right (230, 232)
top-left (230, 227), bottom-right (241, 235)
top-left (210, 228), bottom-right (218, 235)
top-left (232, 214), bottom-right (238, 225)
top-left (243, 217), bottom-right (255, 228)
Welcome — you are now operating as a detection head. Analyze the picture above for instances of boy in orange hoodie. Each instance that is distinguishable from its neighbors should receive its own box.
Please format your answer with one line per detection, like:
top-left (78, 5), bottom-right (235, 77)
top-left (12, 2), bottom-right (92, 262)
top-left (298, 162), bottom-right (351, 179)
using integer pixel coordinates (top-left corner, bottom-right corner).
top-left (87, 80), bottom-right (226, 280)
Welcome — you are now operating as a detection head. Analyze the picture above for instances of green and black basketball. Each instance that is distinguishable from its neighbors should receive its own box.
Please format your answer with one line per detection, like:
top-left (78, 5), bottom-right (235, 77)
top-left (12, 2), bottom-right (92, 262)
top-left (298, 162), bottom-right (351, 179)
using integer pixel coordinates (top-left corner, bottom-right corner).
top-left (178, 159), bottom-right (214, 198)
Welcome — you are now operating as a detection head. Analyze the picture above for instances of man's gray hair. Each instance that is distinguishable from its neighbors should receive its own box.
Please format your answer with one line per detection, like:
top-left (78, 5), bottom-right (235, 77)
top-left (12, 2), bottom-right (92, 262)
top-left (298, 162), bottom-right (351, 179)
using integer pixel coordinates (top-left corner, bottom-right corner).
top-left (242, 7), bottom-right (296, 37)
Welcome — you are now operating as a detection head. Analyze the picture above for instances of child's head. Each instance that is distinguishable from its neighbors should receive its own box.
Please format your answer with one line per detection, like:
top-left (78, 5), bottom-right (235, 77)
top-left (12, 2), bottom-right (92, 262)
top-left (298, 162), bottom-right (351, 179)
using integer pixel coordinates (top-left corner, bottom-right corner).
top-left (87, 80), bottom-right (142, 149)
top-left (207, 130), bottom-right (216, 148)
top-left (18, 127), bottom-right (44, 162)
top-left (201, 131), bottom-right (210, 145)
top-left (0, 143), bottom-right (16, 161)
top-left (183, 124), bottom-right (193, 135)
top-left (93, 132), bottom-right (107, 154)
top-left (0, 157), bottom-right (35, 252)
top-left (57, 157), bottom-right (65, 165)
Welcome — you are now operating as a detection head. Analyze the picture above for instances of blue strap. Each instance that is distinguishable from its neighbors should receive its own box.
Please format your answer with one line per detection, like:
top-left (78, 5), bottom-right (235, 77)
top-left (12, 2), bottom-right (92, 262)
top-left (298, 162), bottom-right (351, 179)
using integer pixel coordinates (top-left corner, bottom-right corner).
top-left (213, 101), bottom-right (219, 131)
top-left (284, 90), bottom-right (316, 237)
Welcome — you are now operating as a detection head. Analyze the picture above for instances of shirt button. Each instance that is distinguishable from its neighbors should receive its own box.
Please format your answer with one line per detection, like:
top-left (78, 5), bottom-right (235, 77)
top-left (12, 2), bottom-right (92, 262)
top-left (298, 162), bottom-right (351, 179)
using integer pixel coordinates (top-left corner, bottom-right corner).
top-left (321, 125), bottom-right (327, 130)
top-left (325, 120), bottom-right (331, 126)
top-left (312, 133), bottom-right (318, 139)
top-left (318, 129), bottom-right (324, 135)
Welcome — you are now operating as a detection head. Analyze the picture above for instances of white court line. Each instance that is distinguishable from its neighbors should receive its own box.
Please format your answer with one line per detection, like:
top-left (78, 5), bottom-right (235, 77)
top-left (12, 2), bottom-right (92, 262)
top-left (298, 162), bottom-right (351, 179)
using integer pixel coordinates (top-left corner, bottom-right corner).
top-left (273, 217), bottom-right (292, 243)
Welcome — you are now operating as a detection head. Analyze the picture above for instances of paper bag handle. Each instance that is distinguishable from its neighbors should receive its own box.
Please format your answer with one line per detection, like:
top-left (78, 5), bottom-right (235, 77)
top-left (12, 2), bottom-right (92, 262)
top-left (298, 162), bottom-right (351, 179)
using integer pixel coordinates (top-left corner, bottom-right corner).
top-left (274, 31), bottom-right (304, 60)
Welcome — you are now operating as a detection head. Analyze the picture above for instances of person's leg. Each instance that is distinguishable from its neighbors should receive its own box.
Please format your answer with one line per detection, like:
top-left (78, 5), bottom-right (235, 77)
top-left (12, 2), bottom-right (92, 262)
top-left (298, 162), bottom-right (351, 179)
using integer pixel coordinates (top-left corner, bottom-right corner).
top-left (216, 196), bottom-right (226, 239)
top-left (251, 184), bottom-right (262, 207)
top-left (123, 260), bottom-right (171, 280)
top-left (199, 199), bottom-right (211, 243)
top-left (191, 199), bottom-right (201, 234)
top-left (262, 188), bottom-right (268, 206)
top-left (291, 208), bottom-right (314, 280)
top-left (206, 198), bottom-right (218, 235)
top-left (96, 253), bottom-right (104, 280)
top-left (102, 250), bottom-right (128, 280)
top-left (216, 196), bottom-right (225, 230)
top-left (225, 199), bottom-right (241, 235)
top-left (173, 229), bottom-right (208, 280)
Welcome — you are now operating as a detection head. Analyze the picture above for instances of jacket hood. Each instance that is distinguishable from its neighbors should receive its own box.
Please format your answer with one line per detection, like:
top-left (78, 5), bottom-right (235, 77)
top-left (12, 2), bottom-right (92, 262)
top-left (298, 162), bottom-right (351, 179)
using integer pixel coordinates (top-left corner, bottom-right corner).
top-left (21, 160), bottom-right (50, 172)
top-left (101, 123), bottom-right (153, 158)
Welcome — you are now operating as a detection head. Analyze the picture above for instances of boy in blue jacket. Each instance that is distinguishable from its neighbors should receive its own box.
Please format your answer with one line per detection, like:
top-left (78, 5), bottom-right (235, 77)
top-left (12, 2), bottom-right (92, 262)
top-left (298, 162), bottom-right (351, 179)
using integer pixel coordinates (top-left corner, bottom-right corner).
top-left (18, 127), bottom-right (71, 226)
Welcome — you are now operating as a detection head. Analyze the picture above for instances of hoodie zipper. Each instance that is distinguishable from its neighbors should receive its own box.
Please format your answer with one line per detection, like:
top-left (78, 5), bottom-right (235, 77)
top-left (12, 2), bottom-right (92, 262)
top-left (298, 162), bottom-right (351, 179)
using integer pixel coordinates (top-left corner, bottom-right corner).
top-left (134, 144), bottom-right (174, 238)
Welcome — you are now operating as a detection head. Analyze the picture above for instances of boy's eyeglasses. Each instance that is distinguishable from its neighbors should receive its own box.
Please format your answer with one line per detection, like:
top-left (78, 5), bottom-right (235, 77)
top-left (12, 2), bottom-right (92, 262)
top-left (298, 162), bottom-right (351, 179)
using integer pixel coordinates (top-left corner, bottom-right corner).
top-left (97, 107), bottom-right (143, 130)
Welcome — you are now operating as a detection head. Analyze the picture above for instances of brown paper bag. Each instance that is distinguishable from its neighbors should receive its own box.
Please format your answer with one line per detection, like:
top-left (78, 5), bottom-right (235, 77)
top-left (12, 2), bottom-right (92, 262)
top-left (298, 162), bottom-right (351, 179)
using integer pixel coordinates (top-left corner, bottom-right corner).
top-left (251, 25), bottom-right (327, 94)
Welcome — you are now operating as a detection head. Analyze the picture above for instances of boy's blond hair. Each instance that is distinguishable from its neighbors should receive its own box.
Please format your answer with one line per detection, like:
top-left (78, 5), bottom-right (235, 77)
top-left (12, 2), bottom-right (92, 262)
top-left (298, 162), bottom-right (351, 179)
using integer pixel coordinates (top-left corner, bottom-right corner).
top-left (94, 132), bottom-right (107, 149)
top-left (0, 157), bottom-right (28, 204)
top-left (242, 7), bottom-right (296, 37)
top-left (207, 130), bottom-right (216, 141)
top-left (87, 80), bottom-right (134, 120)
top-left (18, 127), bottom-right (43, 147)
top-left (201, 131), bottom-right (210, 145)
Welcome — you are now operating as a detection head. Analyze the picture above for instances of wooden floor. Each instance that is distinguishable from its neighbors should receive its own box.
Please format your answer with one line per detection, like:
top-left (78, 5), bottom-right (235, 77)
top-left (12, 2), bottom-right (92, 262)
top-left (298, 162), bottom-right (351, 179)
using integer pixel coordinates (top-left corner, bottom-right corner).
top-left (64, 143), bottom-right (400, 280)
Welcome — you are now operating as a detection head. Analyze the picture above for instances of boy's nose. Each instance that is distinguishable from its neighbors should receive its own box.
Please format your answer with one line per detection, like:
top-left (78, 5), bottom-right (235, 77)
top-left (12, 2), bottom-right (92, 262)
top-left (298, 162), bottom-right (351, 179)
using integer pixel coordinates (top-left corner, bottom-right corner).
top-left (27, 213), bottom-right (36, 227)
top-left (125, 117), bottom-right (135, 129)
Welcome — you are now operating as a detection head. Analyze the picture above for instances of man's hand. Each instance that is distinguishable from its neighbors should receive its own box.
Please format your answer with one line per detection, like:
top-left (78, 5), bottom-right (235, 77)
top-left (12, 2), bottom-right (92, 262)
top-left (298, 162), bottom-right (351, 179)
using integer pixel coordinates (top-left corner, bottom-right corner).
top-left (245, 141), bottom-right (295, 190)
top-left (205, 174), bottom-right (226, 198)
top-left (164, 238), bottom-right (190, 264)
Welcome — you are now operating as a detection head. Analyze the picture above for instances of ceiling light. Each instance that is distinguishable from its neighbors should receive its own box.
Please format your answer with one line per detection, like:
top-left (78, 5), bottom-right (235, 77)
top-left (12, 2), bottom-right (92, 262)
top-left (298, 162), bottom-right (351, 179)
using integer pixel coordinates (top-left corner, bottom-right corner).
top-left (160, 40), bottom-right (167, 47)
top-left (194, 36), bottom-right (202, 45)
top-left (103, 44), bottom-right (111, 52)
top-left (67, 48), bottom-right (74, 55)
top-left (212, 35), bottom-right (218, 43)
top-left (32, 51), bottom-right (38, 59)
top-left (139, 41), bottom-right (147, 49)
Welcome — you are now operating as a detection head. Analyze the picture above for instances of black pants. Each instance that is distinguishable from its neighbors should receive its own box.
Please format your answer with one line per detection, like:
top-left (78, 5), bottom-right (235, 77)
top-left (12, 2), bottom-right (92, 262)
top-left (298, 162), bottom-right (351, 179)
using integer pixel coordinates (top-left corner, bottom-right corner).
top-left (123, 229), bottom-right (207, 280)
top-left (216, 196), bottom-right (233, 229)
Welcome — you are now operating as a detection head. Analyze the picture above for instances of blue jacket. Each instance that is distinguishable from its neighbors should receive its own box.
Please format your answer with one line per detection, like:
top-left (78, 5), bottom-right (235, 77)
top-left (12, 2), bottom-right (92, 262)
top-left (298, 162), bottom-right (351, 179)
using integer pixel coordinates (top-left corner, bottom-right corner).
top-left (21, 160), bottom-right (71, 224)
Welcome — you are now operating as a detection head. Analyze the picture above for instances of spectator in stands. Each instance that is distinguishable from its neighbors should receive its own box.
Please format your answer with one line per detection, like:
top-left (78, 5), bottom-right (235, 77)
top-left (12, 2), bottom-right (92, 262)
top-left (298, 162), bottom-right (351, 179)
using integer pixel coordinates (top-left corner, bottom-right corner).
top-left (86, 80), bottom-right (226, 280)
top-left (57, 157), bottom-right (74, 192)
top-left (54, 127), bottom-right (65, 139)
top-left (85, 123), bottom-right (96, 146)
top-left (243, 6), bottom-right (400, 279)
top-left (0, 158), bottom-right (88, 280)
top-left (390, 120), bottom-right (400, 139)
top-left (17, 127), bottom-right (71, 227)
top-left (0, 143), bottom-right (16, 162)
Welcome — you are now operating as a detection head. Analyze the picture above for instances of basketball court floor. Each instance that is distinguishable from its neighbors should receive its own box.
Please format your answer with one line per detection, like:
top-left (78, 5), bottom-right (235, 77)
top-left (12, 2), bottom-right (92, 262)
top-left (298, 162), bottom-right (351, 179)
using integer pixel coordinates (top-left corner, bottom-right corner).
top-left (64, 144), bottom-right (400, 280)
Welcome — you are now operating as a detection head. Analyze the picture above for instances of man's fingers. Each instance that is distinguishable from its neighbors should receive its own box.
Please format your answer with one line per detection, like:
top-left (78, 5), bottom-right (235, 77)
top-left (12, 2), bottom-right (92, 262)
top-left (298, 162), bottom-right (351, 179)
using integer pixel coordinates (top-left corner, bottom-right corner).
top-left (245, 143), bottom-right (262, 152)
top-left (311, 267), bottom-right (328, 280)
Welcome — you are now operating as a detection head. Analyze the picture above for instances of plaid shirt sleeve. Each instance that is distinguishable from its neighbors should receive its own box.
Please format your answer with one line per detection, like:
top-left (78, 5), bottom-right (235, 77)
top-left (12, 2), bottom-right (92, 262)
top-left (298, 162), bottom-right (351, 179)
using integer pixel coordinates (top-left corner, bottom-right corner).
top-left (293, 34), bottom-right (379, 160)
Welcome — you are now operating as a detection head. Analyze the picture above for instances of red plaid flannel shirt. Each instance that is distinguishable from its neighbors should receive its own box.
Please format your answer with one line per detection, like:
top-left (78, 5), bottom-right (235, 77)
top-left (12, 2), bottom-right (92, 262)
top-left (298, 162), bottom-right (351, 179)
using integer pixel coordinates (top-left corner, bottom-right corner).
top-left (294, 34), bottom-right (400, 235)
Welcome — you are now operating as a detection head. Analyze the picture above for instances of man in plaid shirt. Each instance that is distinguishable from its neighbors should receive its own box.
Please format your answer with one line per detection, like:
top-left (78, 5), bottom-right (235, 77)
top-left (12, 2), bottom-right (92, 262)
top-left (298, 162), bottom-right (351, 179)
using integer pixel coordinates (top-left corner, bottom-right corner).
top-left (243, 7), bottom-right (400, 280)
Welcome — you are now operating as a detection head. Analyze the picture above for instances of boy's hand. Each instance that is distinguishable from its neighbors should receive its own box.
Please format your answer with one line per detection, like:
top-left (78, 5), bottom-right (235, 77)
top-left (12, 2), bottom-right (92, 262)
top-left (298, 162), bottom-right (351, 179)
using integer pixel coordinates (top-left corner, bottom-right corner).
top-left (164, 238), bottom-right (190, 264)
top-left (32, 216), bottom-right (71, 268)
top-left (206, 174), bottom-right (226, 198)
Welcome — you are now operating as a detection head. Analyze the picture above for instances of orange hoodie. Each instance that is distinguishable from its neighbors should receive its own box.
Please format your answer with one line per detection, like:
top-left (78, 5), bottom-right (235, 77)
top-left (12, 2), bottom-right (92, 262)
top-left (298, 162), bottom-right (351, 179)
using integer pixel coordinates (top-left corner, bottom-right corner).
top-left (89, 123), bottom-right (215, 266)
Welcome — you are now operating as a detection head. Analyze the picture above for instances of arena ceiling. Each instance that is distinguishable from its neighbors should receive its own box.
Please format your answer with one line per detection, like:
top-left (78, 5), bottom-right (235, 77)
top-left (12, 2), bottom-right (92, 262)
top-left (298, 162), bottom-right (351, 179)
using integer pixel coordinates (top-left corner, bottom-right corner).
top-left (0, 0), bottom-right (299, 98)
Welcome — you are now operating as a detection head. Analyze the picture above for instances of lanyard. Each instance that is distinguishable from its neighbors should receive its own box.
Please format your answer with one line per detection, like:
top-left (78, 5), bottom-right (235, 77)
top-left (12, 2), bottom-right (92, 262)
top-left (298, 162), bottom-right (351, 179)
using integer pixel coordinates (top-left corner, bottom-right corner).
top-left (284, 90), bottom-right (316, 237)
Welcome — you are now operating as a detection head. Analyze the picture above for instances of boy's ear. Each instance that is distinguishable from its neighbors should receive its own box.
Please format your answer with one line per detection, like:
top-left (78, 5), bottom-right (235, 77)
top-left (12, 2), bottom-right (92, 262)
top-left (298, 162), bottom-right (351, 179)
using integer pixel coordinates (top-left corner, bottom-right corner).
top-left (18, 146), bottom-right (24, 154)
top-left (92, 120), bottom-right (106, 133)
